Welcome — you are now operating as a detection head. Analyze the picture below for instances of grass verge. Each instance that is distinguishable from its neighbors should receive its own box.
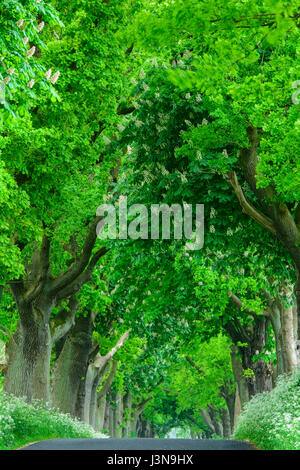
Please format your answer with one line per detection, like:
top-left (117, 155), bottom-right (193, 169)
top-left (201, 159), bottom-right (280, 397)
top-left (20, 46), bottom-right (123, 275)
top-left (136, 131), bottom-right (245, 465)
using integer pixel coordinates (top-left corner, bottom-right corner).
top-left (0, 390), bottom-right (106, 450)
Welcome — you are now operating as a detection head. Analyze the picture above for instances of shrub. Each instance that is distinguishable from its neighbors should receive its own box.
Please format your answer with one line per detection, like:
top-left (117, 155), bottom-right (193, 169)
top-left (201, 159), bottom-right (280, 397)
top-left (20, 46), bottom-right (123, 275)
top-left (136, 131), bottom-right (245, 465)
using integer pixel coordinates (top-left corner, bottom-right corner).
top-left (234, 368), bottom-right (300, 450)
top-left (0, 391), bottom-right (106, 450)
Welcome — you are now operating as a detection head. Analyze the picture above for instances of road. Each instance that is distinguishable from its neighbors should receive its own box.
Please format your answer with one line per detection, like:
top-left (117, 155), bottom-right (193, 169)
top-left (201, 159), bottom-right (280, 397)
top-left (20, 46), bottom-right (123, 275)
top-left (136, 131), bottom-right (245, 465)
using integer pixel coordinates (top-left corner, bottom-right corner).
top-left (20, 438), bottom-right (255, 450)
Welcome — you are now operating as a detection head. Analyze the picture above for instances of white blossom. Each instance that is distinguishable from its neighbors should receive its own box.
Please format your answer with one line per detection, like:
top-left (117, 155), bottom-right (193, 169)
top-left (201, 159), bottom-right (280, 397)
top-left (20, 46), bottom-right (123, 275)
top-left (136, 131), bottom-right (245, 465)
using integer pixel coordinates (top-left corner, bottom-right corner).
top-left (37, 21), bottom-right (45, 33)
top-left (45, 68), bottom-right (52, 80)
top-left (17, 19), bottom-right (24, 29)
top-left (50, 71), bottom-right (60, 84)
top-left (26, 46), bottom-right (36, 58)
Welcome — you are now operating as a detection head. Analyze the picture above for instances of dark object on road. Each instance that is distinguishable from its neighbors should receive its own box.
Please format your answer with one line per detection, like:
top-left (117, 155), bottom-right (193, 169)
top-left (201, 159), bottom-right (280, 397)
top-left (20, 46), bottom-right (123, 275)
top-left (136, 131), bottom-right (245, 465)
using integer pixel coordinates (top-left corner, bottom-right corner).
top-left (20, 438), bottom-right (255, 450)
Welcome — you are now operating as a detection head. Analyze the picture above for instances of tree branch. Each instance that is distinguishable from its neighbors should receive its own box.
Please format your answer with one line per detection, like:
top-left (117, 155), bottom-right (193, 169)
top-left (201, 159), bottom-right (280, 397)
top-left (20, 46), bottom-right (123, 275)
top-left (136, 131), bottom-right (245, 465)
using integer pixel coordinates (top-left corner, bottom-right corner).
top-left (98, 360), bottom-right (118, 400)
top-left (48, 217), bottom-right (106, 295)
top-left (227, 171), bottom-right (276, 235)
top-left (93, 330), bottom-right (130, 369)
top-left (55, 247), bottom-right (109, 302)
top-left (24, 235), bottom-right (51, 303)
top-left (50, 296), bottom-right (79, 344)
top-left (185, 356), bottom-right (203, 374)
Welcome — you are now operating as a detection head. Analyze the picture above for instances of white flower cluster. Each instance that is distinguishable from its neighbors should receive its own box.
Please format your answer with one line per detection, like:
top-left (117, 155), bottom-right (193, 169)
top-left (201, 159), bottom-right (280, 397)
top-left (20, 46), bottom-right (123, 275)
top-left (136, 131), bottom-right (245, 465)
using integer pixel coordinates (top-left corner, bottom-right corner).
top-left (234, 369), bottom-right (300, 450)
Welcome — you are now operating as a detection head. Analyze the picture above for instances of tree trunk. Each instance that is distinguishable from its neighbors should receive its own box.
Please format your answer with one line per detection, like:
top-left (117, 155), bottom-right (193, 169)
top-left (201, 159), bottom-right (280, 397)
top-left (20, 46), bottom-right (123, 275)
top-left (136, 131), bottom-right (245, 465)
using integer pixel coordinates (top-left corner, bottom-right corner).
top-left (103, 397), bottom-right (110, 432)
top-left (233, 387), bottom-right (242, 429)
top-left (230, 346), bottom-right (249, 406)
top-left (280, 304), bottom-right (298, 372)
top-left (51, 311), bottom-right (94, 416)
top-left (200, 409), bottom-right (216, 435)
top-left (4, 294), bottom-right (54, 402)
top-left (208, 406), bottom-right (223, 437)
top-left (221, 407), bottom-right (231, 438)
top-left (109, 401), bottom-right (116, 437)
top-left (114, 391), bottom-right (123, 438)
top-left (95, 395), bottom-right (106, 432)
top-left (122, 392), bottom-right (132, 437)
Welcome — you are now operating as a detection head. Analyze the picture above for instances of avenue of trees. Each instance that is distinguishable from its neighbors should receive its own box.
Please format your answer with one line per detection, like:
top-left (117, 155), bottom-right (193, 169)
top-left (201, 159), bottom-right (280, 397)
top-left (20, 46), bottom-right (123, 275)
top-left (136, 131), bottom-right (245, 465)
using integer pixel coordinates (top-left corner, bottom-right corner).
top-left (0, 0), bottom-right (299, 441)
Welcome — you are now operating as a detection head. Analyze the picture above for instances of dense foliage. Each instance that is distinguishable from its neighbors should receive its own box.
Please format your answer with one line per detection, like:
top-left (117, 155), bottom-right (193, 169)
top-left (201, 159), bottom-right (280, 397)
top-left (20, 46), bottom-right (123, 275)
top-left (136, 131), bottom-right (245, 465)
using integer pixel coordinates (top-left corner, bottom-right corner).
top-left (0, 0), bottom-right (299, 449)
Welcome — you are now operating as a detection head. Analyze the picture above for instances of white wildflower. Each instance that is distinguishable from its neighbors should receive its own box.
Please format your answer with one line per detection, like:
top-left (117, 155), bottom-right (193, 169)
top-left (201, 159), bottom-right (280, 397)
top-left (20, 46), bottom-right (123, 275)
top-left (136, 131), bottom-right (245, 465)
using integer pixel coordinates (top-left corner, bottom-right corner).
top-left (28, 79), bottom-right (35, 88)
top-left (202, 118), bottom-right (208, 125)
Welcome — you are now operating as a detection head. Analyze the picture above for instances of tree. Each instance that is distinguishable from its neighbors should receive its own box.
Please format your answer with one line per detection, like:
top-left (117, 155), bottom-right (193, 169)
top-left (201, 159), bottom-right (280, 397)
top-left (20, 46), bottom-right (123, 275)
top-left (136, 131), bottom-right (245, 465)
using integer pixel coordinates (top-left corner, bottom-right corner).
top-left (2, 0), bottom-right (136, 402)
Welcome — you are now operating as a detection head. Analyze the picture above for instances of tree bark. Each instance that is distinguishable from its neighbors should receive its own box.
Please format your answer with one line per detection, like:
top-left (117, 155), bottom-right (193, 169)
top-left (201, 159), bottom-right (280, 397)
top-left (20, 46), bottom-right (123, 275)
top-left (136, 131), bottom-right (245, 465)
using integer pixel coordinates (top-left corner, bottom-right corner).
top-left (4, 290), bottom-right (55, 402)
top-left (51, 310), bottom-right (94, 416)
top-left (95, 395), bottom-right (106, 432)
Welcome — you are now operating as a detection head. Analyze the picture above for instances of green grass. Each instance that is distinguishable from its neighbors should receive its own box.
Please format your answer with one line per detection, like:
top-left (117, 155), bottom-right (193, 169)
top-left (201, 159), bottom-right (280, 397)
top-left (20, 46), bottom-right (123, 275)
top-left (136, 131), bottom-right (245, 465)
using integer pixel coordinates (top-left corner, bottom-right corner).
top-left (234, 368), bottom-right (300, 450)
top-left (0, 390), bottom-right (106, 450)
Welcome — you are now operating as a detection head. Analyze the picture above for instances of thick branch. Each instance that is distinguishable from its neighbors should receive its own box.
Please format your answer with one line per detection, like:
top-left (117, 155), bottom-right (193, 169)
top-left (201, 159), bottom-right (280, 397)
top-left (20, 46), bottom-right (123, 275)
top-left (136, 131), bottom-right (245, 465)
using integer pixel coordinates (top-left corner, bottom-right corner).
top-left (98, 360), bottom-right (118, 400)
top-left (227, 290), bottom-right (258, 317)
top-left (55, 247), bottom-right (109, 301)
top-left (49, 218), bottom-right (106, 295)
top-left (93, 331), bottom-right (130, 369)
top-left (24, 235), bottom-right (51, 303)
top-left (185, 356), bottom-right (203, 374)
top-left (227, 171), bottom-right (276, 235)
top-left (51, 296), bottom-right (79, 344)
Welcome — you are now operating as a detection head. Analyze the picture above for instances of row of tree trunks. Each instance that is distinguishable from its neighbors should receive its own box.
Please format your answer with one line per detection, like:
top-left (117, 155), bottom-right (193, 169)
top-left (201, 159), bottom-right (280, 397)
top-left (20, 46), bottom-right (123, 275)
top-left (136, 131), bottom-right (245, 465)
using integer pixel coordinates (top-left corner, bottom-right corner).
top-left (94, 391), bottom-right (157, 437)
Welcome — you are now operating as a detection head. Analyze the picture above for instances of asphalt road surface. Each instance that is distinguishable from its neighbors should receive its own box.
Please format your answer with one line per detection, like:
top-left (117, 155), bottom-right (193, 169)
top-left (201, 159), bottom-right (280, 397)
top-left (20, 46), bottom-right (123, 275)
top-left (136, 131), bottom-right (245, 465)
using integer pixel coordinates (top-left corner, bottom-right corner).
top-left (20, 438), bottom-right (255, 450)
